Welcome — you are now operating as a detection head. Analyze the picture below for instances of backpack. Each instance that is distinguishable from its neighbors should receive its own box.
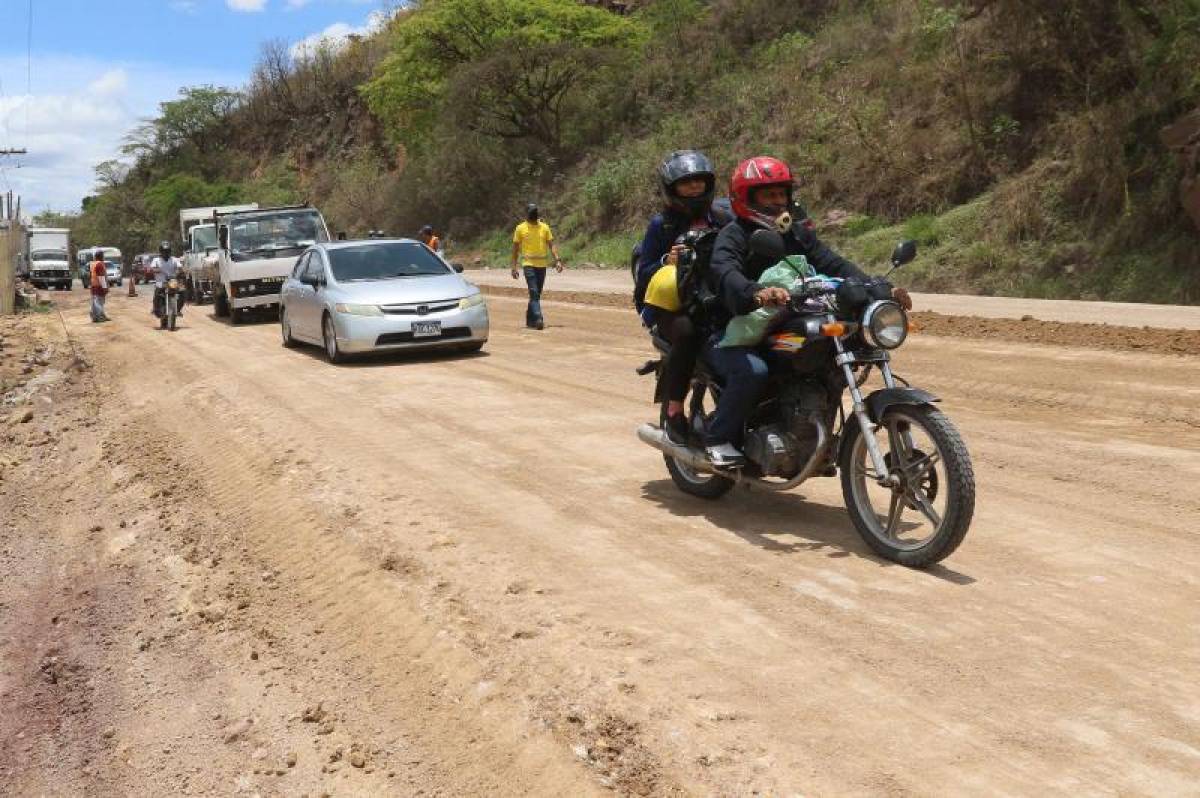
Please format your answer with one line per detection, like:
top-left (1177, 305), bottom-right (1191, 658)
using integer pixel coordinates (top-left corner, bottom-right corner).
top-left (631, 198), bottom-right (733, 313)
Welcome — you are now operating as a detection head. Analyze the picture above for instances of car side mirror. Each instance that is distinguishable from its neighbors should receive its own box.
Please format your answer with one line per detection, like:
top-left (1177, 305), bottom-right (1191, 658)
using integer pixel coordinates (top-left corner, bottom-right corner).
top-left (891, 240), bottom-right (918, 268)
top-left (748, 229), bottom-right (786, 262)
top-left (452, 263), bottom-right (464, 273)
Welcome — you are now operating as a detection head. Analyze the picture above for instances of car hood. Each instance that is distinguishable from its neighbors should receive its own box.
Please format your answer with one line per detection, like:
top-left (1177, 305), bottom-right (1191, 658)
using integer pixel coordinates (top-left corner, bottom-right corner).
top-left (228, 256), bottom-right (301, 281)
top-left (331, 273), bottom-right (476, 305)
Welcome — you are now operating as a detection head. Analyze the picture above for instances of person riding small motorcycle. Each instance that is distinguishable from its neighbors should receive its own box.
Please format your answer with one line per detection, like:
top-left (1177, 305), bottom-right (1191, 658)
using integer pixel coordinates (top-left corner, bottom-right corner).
top-left (152, 242), bottom-right (186, 329)
top-left (633, 150), bottom-right (731, 445)
top-left (703, 156), bottom-right (911, 467)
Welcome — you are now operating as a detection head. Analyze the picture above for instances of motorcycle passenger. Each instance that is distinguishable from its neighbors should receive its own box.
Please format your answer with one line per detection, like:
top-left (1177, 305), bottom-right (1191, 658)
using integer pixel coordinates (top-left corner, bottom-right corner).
top-left (634, 150), bottom-right (725, 445)
top-left (152, 242), bottom-right (185, 320)
top-left (419, 224), bottom-right (443, 256)
top-left (702, 156), bottom-right (913, 468)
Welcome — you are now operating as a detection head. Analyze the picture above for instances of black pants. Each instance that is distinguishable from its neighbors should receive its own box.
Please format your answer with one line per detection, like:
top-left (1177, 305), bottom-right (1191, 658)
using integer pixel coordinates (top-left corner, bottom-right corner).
top-left (657, 312), bottom-right (701, 404)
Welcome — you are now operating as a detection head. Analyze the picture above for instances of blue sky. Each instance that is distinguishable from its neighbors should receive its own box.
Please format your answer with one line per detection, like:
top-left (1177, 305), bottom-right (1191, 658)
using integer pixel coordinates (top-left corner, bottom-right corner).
top-left (0, 0), bottom-right (394, 215)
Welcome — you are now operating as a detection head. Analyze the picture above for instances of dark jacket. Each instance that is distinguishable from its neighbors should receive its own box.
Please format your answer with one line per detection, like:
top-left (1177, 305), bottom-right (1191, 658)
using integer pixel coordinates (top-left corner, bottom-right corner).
top-left (707, 218), bottom-right (868, 329)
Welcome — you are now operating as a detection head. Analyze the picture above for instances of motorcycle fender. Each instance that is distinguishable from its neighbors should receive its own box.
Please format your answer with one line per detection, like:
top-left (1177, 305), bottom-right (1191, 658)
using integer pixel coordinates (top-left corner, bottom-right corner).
top-left (838, 388), bottom-right (940, 463)
top-left (864, 387), bottom-right (939, 423)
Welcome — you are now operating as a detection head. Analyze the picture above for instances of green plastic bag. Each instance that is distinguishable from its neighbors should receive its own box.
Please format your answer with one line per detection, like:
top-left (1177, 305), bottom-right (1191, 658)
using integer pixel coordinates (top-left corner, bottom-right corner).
top-left (719, 255), bottom-right (813, 347)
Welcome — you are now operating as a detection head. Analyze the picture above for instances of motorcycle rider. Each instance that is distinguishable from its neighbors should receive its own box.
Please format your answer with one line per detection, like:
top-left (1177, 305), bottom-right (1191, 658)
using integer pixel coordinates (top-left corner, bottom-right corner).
top-left (702, 156), bottom-right (913, 468)
top-left (151, 241), bottom-right (185, 320)
top-left (634, 150), bottom-right (727, 444)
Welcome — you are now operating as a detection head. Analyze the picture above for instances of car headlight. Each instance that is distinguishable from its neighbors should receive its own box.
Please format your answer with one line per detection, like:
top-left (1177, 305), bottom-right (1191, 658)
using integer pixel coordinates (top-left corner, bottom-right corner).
top-left (459, 292), bottom-right (486, 310)
top-left (863, 300), bottom-right (909, 349)
top-left (334, 303), bottom-right (383, 317)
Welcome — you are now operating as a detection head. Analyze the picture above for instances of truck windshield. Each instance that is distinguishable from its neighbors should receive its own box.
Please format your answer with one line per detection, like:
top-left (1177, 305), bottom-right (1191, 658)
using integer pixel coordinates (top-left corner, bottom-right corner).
top-left (31, 252), bottom-right (65, 261)
top-left (328, 243), bottom-right (450, 282)
top-left (229, 211), bottom-right (328, 260)
top-left (192, 226), bottom-right (217, 250)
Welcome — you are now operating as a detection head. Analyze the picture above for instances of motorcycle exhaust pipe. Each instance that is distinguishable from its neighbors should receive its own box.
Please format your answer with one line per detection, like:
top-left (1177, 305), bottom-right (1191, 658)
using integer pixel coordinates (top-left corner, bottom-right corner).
top-left (636, 423), bottom-right (721, 476)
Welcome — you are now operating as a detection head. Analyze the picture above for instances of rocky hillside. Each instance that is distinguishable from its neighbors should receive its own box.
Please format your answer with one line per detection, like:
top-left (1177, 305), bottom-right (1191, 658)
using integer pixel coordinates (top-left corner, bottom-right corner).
top-left (68, 0), bottom-right (1200, 303)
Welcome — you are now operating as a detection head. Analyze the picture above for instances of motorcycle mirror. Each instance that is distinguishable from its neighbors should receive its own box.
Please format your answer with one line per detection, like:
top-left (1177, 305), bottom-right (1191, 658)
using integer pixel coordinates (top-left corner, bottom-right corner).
top-left (748, 229), bottom-right (786, 262)
top-left (451, 263), bottom-right (464, 273)
top-left (891, 240), bottom-right (918, 268)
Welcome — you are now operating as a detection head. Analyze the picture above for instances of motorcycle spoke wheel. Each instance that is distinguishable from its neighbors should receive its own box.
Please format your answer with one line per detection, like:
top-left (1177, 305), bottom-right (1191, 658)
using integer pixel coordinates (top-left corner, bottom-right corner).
top-left (840, 405), bottom-right (975, 567)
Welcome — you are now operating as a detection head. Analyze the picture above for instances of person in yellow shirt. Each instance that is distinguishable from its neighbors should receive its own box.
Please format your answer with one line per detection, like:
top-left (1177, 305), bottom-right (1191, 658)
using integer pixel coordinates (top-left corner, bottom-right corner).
top-left (510, 203), bottom-right (564, 330)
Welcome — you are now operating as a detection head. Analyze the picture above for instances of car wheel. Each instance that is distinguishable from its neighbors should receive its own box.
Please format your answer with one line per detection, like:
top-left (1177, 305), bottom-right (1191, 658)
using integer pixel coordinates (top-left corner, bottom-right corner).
top-left (281, 307), bottom-right (298, 348)
top-left (323, 313), bottom-right (346, 364)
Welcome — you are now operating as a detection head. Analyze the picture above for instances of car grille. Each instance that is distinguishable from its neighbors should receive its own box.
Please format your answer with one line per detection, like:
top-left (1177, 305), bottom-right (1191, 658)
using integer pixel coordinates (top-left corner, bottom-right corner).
top-left (375, 327), bottom-right (472, 346)
top-left (380, 300), bottom-right (460, 316)
top-left (231, 277), bottom-right (286, 298)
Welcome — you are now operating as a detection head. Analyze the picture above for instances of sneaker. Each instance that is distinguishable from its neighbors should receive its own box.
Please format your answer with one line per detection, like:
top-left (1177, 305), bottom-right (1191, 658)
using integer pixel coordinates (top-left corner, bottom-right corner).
top-left (664, 413), bottom-right (689, 446)
top-left (705, 442), bottom-right (746, 469)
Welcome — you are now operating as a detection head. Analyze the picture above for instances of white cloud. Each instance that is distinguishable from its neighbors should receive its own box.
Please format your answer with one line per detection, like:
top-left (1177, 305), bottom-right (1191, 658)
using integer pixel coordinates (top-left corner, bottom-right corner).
top-left (170, 0), bottom-right (199, 13)
top-left (0, 55), bottom-right (243, 215)
top-left (88, 69), bottom-right (129, 98)
top-left (285, 0), bottom-right (313, 8)
top-left (226, 0), bottom-right (267, 11)
top-left (290, 9), bottom-right (389, 60)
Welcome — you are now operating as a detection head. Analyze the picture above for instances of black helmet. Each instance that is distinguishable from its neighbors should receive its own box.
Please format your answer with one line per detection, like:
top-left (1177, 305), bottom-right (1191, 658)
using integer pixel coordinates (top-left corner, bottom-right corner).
top-left (158, 241), bottom-right (171, 257)
top-left (526, 203), bottom-right (539, 221)
top-left (419, 225), bottom-right (433, 236)
top-left (658, 150), bottom-right (715, 219)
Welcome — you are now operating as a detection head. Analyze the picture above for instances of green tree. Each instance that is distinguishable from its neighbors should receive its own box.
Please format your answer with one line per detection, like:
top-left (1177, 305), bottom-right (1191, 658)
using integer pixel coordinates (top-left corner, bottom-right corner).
top-left (362, 0), bottom-right (644, 153)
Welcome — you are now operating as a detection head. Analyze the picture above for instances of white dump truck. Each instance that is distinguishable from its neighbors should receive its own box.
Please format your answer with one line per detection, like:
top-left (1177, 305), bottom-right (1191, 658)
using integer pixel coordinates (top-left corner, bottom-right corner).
top-left (179, 203), bottom-right (258, 304)
top-left (26, 228), bottom-right (72, 290)
top-left (209, 205), bottom-right (330, 324)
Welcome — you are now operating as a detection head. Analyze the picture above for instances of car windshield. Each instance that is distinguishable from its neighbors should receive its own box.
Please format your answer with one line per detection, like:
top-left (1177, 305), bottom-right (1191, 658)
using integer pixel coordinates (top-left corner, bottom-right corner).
top-left (229, 211), bottom-right (328, 259)
top-left (31, 252), bottom-right (64, 261)
top-left (192, 226), bottom-right (217, 250)
top-left (327, 243), bottom-right (451, 282)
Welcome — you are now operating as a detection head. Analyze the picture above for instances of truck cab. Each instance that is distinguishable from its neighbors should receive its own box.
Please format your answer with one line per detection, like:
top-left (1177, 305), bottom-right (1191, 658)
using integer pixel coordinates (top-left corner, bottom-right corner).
top-left (27, 228), bottom-right (72, 291)
top-left (179, 203), bottom-right (258, 304)
top-left (211, 206), bottom-right (330, 323)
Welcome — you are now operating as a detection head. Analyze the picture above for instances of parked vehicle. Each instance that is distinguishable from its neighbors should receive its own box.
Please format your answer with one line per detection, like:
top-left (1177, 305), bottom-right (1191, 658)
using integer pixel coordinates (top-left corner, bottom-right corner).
top-left (279, 239), bottom-right (488, 363)
top-left (77, 248), bottom-right (92, 289)
top-left (210, 205), bottom-right (328, 324)
top-left (102, 248), bottom-right (124, 287)
top-left (133, 253), bottom-right (158, 284)
top-left (26, 228), bottom-right (72, 290)
top-left (635, 232), bottom-right (975, 567)
top-left (179, 204), bottom-right (257, 304)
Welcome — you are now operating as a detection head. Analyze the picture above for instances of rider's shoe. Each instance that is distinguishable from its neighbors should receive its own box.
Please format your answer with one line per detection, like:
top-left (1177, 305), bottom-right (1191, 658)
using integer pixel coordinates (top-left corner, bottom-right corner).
top-left (705, 442), bottom-right (746, 469)
top-left (664, 413), bottom-right (689, 446)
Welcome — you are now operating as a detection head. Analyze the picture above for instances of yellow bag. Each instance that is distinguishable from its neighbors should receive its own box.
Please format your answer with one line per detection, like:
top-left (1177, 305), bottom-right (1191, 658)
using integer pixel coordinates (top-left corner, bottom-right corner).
top-left (644, 265), bottom-right (681, 312)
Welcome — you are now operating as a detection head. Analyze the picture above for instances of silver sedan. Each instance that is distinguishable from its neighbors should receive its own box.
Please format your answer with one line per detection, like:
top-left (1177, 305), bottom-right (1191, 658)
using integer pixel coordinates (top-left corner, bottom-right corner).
top-left (279, 240), bottom-right (489, 362)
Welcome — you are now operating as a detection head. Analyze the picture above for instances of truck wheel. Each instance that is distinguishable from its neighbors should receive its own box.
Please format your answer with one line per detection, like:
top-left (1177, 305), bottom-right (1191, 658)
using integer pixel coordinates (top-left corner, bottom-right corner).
top-left (230, 307), bottom-right (243, 326)
top-left (214, 288), bottom-right (229, 318)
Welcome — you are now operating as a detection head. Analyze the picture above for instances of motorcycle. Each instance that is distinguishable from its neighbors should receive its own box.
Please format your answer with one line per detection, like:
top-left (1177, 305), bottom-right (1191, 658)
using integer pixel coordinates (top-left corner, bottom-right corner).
top-left (156, 278), bottom-right (183, 331)
top-left (636, 230), bottom-right (975, 567)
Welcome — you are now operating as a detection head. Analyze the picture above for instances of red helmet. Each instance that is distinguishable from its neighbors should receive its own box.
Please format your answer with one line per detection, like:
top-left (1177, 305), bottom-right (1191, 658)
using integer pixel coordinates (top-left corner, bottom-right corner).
top-left (730, 156), bottom-right (794, 229)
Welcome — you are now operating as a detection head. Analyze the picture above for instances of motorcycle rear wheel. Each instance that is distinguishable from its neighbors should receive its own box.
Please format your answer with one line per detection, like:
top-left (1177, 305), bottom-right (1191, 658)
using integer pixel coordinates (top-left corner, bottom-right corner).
top-left (839, 404), bottom-right (974, 567)
top-left (662, 386), bottom-right (734, 500)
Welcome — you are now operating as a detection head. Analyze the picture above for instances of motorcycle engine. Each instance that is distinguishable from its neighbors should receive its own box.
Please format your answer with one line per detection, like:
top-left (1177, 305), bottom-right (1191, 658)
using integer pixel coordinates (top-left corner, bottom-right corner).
top-left (745, 380), bottom-right (833, 478)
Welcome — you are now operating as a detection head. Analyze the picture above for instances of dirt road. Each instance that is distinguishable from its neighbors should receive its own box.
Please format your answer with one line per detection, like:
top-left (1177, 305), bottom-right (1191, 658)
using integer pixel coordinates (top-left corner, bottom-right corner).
top-left (2, 288), bottom-right (1199, 796)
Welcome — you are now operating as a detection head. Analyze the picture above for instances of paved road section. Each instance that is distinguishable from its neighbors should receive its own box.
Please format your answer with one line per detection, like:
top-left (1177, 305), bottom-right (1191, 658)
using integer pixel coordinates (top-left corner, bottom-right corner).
top-left (466, 268), bottom-right (1200, 329)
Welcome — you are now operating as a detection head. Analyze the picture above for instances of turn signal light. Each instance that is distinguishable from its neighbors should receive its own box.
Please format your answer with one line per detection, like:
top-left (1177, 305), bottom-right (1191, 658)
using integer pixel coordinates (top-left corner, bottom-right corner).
top-left (820, 322), bottom-right (847, 337)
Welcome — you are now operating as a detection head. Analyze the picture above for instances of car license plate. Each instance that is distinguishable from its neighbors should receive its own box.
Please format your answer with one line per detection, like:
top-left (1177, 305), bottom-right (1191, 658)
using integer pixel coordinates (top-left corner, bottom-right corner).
top-left (412, 321), bottom-right (441, 338)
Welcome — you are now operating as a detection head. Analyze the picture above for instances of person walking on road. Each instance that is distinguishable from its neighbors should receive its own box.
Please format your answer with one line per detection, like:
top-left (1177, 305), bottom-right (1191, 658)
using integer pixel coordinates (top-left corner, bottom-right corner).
top-left (89, 254), bottom-right (110, 322)
top-left (418, 225), bottom-right (443, 256)
top-left (510, 203), bottom-right (564, 330)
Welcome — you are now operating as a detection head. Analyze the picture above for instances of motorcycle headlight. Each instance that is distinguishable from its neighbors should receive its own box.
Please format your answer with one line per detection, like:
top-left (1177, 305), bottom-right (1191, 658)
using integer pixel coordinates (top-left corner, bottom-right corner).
top-left (334, 303), bottom-right (383, 317)
top-left (459, 292), bottom-right (485, 310)
top-left (863, 300), bottom-right (909, 350)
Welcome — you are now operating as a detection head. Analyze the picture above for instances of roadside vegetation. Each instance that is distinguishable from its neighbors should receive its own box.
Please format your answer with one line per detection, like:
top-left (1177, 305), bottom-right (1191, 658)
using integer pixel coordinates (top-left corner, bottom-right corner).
top-left (55, 0), bottom-right (1200, 303)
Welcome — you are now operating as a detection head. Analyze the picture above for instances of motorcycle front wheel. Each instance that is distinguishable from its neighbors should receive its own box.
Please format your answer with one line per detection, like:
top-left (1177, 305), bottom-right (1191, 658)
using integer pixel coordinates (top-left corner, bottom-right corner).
top-left (839, 405), bottom-right (974, 567)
